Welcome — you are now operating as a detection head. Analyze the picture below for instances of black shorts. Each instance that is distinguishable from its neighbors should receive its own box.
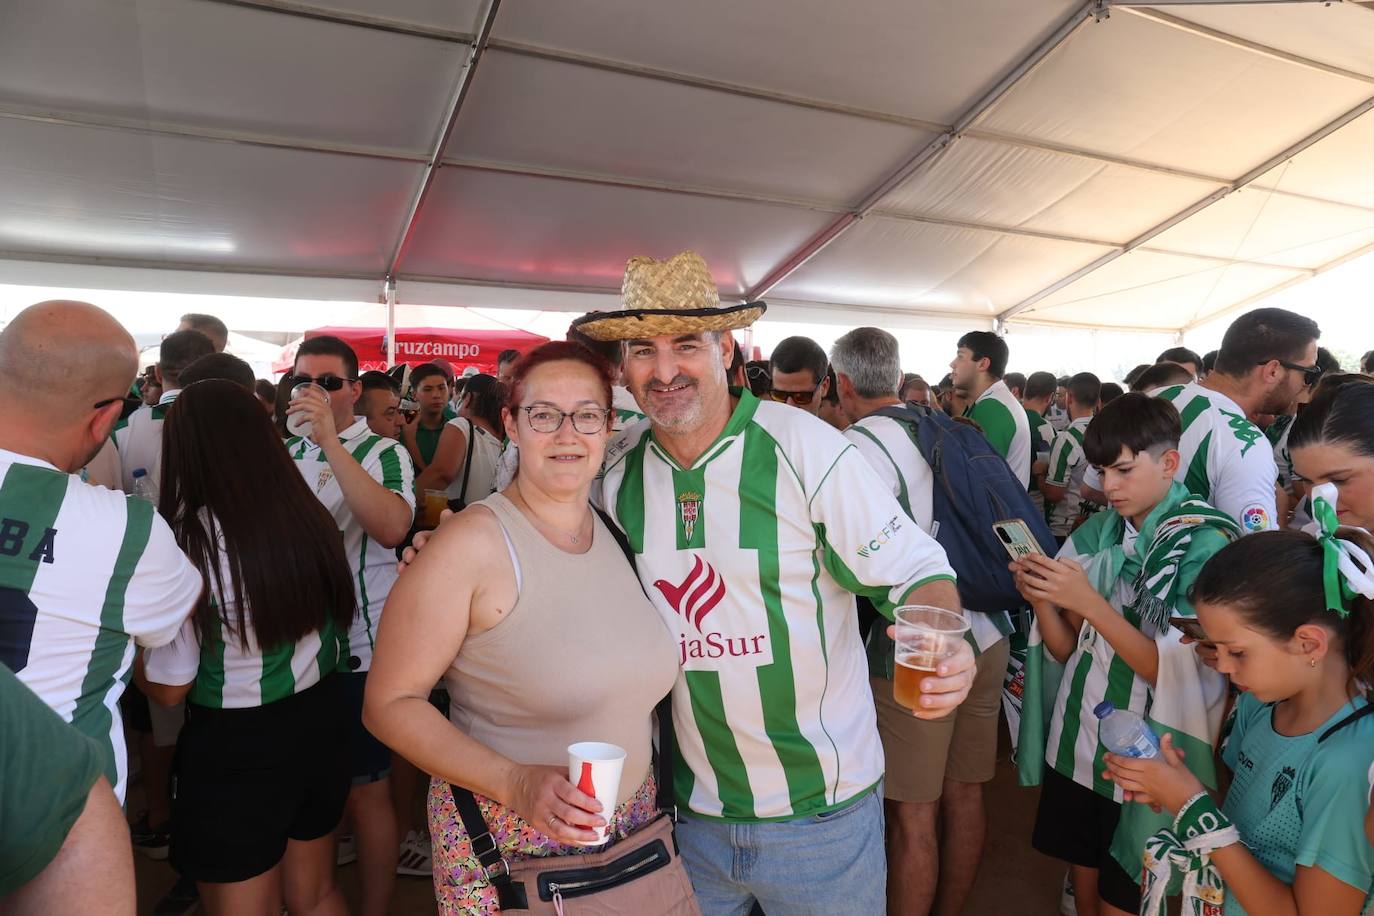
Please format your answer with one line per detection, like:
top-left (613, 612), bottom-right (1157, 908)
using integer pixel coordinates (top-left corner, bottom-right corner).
top-left (170, 676), bottom-right (350, 883)
top-left (342, 670), bottom-right (391, 785)
top-left (1031, 766), bottom-right (1141, 913)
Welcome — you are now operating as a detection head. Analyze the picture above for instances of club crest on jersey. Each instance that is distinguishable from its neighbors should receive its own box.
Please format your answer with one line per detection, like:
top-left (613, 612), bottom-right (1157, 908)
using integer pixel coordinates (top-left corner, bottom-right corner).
top-left (677, 490), bottom-right (702, 542)
top-left (316, 468), bottom-right (334, 491)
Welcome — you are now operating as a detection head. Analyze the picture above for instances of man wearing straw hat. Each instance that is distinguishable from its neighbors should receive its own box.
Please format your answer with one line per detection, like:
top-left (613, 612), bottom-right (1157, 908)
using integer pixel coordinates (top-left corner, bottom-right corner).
top-left (573, 251), bottom-right (976, 914)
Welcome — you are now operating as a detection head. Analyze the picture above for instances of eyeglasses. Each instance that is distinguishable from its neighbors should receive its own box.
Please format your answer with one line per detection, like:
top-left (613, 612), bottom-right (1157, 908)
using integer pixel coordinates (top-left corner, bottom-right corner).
top-left (1273, 360), bottom-right (1323, 388)
top-left (520, 405), bottom-right (611, 434)
top-left (285, 373), bottom-right (356, 392)
top-left (768, 387), bottom-right (819, 406)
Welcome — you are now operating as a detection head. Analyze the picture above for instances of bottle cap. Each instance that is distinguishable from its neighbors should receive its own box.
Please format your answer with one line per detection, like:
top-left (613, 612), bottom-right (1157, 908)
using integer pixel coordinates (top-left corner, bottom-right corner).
top-left (1092, 700), bottom-right (1115, 720)
top-left (132, 468), bottom-right (148, 478)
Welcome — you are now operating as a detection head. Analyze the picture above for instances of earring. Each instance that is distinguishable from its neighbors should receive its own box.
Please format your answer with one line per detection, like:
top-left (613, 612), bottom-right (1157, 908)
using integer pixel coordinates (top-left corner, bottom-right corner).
top-left (1309, 656), bottom-right (1317, 668)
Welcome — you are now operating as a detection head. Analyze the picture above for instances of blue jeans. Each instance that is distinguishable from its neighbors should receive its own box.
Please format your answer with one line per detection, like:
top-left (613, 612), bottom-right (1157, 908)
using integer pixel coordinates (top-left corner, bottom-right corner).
top-left (675, 787), bottom-right (887, 916)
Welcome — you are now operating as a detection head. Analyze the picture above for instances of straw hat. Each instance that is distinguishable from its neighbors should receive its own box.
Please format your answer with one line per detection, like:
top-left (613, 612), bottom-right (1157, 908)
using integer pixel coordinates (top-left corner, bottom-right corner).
top-left (571, 251), bottom-right (766, 341)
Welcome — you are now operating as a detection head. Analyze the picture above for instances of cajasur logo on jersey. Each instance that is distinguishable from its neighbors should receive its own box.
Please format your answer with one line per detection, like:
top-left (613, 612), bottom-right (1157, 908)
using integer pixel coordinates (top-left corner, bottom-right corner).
top-left (653, 555), bottom-right (771, 669)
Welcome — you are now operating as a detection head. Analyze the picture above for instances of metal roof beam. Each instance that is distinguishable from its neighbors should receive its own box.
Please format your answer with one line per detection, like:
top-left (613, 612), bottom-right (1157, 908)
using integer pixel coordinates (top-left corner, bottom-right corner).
top-left (997, 92), bottom-right (1374, 322)
top-left (1117, 6), bottom-right (1374, 86)
top-left (740, 0), bottom-right (1103, 303)
top-left (201, 0), bottom-right (473, 43)
top-left (383, 0), bottom-right (502, 283)
top-left (0, 101), bottom-right (429, 163)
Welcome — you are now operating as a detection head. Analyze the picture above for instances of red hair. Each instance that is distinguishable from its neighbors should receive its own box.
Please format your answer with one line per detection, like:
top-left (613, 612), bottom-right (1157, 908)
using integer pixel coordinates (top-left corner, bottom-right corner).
top-left (506, 341), bottom-right (615, 411)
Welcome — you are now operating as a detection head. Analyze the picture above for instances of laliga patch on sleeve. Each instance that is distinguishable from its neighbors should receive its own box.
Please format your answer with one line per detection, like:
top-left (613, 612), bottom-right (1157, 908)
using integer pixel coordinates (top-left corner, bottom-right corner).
top-left (1241, 505), bottom-right (1271, 532)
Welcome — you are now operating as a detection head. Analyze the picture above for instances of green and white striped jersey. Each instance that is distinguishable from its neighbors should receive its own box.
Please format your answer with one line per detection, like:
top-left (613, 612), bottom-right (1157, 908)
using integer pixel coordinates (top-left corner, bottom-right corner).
top-left (142, 530), bottom-right (343, 709)
top-left (1027, 407), bottom-right (1055, 517)
top-left (966, 380), bottom-right (1031, 489)
top-left (598, 391), bottom-right (956, 822)
top-left (1044, 509), bottom-right (1223, 801)
top-left (1045, 417), bottom-right (1093, 537)
top-left (110, 389), bottom-right (179, 500)
top-left (612, 385), bottom-right (645, 432)
top-left (287, 419), bottom-right (415, 672)
top-left (1266, 413), bottom-right (1295, 493)
top-left (844, 412), bottom-right (1012, 654)
top-left (0, 449), bottom-right (203, 803)
top-left (1083, 383), bottom-right (1278, 533)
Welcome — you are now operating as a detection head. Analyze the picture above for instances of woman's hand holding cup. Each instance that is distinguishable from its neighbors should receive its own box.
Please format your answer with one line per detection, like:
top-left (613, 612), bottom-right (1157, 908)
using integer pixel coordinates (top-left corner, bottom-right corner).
top-left (507, 763), bottom-right (604, 846)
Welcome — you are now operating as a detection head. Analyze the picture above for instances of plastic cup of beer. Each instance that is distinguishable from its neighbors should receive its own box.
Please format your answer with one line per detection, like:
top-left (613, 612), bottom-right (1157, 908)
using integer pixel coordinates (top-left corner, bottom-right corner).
top-left (420, 489), bottom-right (448, 529)
top-left (286, 382), bottom-right (327, 438)
top-left (567, 742), bottom-right (626, 844)
top-left (893, 606), bottom-right (970, 712)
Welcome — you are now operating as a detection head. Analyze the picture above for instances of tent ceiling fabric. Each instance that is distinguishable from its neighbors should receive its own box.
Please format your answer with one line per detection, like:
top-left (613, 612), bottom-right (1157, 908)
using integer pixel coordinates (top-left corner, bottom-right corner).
top-left (0, 0), bottom-right (1371, 335)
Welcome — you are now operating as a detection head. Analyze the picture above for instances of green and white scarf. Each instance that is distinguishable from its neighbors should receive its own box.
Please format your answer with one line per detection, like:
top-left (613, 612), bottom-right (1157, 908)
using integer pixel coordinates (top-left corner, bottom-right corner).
top-left (1017, 482), bottom-right (1241, 879)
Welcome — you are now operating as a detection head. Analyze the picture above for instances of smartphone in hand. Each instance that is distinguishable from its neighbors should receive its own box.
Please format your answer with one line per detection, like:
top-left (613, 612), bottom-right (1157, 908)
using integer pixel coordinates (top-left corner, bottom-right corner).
top-left (994, 519), bottom-right (1047, 562)
top-left (1170, 616), bottom-right (1211, 643)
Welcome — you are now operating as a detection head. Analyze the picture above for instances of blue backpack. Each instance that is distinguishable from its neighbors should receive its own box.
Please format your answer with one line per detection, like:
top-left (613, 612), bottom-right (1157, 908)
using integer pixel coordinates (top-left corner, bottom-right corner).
top-left (874, 404), bottom-right (1057, 614)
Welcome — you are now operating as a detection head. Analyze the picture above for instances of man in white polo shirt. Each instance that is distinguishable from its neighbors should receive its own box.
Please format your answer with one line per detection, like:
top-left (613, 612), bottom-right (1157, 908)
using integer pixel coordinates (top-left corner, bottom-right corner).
top-left (0, 301), bottom-right (202, 804)
top-left (112, 328), bottom-right (214, 500)
top-left (286, 335), bottom-right (414, 916)
top-left (949, 331), bottom-right (1031, 488)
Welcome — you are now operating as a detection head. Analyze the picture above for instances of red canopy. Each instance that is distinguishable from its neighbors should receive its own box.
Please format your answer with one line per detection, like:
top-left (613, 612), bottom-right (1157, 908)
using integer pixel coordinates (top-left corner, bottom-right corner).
top-left (296, 325), bottom-right (548, 375)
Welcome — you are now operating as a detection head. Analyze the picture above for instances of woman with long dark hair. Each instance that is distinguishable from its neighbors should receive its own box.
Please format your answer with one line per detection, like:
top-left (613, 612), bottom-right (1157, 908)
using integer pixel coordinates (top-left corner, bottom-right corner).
top-left (415, 373), bottom-right (505, 508)
top-left (140, 379), bottom-right (358, 916)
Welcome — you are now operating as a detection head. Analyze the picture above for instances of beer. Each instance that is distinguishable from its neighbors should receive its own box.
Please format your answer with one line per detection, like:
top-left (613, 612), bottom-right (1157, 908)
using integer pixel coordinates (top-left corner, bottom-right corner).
top-left (421, 489), bottom-right (448, 529)
top-left (893, 651), bottom-right (941, 711)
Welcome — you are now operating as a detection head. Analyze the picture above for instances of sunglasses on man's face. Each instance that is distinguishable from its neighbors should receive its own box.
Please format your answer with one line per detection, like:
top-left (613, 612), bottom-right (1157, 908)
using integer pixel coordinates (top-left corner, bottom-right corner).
top-left (768, 387), bottom-right (819, 406)
top-left (1273, 360), bottom-right (1323, 389)
top-left (286, 373), bottom-right (355, 392)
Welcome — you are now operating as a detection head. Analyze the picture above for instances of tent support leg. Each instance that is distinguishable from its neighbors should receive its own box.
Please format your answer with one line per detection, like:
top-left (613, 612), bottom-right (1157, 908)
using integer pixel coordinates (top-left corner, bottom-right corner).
top-left (385, 280), bottom-right (397, 369)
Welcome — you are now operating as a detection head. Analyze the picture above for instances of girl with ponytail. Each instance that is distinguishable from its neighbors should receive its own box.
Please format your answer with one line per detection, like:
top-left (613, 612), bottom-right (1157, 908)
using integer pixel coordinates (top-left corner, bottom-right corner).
top-left (1105, 483), bottom-right (1374, 916)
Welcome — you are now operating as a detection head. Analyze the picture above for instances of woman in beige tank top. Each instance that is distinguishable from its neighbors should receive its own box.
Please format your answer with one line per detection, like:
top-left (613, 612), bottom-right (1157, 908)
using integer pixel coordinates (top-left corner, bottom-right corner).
top-left (365, 342), bottom-right (678, 915)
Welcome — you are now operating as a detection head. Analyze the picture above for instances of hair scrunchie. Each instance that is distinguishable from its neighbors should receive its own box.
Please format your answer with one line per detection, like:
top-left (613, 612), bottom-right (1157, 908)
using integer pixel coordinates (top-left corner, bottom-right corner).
top-left (1301, 483), bottom-right (1374, 619)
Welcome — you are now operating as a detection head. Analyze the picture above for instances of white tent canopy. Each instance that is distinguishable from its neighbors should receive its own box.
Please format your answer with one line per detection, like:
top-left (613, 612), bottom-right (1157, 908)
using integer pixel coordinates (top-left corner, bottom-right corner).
top-left (1, 0), bottom-right (1372, 335)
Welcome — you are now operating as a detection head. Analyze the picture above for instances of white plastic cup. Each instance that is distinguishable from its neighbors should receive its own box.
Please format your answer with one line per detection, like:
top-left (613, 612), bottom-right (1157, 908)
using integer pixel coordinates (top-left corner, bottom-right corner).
top-left (567, 741), bottom-right (626, 844)
top-left (286, 381), bottom-right (326, 438)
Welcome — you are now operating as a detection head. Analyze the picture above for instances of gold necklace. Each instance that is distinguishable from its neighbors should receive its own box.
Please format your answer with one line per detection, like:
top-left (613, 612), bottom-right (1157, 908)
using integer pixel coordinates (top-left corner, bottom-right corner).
top-left (512, 482), bottom-right (590, 545)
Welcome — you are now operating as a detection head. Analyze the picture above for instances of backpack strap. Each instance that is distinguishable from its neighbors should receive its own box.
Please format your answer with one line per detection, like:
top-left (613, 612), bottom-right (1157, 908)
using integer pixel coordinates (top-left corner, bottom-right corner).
top-left (456, 418), bottom-right (478, 504)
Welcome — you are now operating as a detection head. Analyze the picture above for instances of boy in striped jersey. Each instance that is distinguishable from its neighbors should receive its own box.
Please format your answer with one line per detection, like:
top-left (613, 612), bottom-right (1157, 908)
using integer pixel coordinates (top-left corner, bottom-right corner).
top-left (1080, 307), bottom-right (1320, 533)
top-left (1013, 393), bottom-right (1238, 916)
top-left (286, 335), bottom-right (415, 916)
top-left (0, 301), bottom-right (203, 805)
top-left (575, 251), bottom-right (977, 916)
top-left (1023, 371), bottom-right (1060, 518)
top-left (950, 331), bottom-right (1032, 488)
top-left (1043, 372), bottom-right (1102, 544)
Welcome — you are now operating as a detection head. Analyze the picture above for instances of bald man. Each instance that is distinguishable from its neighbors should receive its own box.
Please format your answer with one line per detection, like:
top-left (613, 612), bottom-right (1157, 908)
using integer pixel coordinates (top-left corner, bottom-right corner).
top-left (0, 301), bottom-right (203, 804)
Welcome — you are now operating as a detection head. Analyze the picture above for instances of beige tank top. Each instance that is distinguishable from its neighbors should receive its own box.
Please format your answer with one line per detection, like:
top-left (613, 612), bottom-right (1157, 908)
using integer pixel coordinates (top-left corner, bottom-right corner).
top-left (445, 492), bottom-right (678, 806)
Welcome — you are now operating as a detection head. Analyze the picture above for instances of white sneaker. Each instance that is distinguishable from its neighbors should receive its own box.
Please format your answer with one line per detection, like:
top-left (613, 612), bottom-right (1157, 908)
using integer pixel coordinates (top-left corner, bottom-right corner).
top-left (396, 829), bottom-right (433, 877)
top-left (337, 834), bottom-right (358, 866)
top-left (1060, 870), bottom-right (1077, 916)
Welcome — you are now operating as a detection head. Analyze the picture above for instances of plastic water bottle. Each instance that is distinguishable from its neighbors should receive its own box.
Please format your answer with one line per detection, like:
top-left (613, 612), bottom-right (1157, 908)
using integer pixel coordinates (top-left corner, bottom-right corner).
top-left (131, 468), bottom-right (156, 505)
top-left (1094, 700), bottom-right (1160, 759)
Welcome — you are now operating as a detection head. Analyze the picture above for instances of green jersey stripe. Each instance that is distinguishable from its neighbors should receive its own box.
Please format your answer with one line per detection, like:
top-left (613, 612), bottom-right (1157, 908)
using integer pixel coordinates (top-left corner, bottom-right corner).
top-left (357, 533), bottom-right (374, 650)
top-left (259, 638), bottom-right (297, 704)
top-left (1183, 431), bottom-right (1213, 499)
top-left (349, 435), bottom-right (382, 463)
top-left (316, 616), bottom-right (341, 678)
top-left (378, 447), bottom-right (404, 494)
top-left (848, 426), bottom-right (911, 520)
top-left (1049, 435), bottom-right (1075, 483)
top-left (1177, 395), bottom-right (1211, 433)
top-left (190, 623), bottom-right (227, 708)
top-left (614, 435), bottom-right (651, 554)
top-left (807, 548), bottom-right (843, 801)
top-left (1093, 615), bottom-right (1143, 797)
top-left (0, 465), bottom-right (66, 590)
top-left (1053, 647), bottom-right (1095, 779)
top-left (75, 496), bottom-right (153, 789)
top-left (739, 426), bottom-right (826, 813)
top-left (684, 669), bottom-right (755, 815)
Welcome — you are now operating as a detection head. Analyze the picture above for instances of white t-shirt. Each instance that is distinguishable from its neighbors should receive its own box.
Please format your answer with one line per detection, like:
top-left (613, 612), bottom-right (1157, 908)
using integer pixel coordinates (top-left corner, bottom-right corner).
top-left (0, 449), bottom-right (203, 802)
top-left (843, 411), bottom-right (1010, 653)
top-left (287, 418), bottom-right (416, 672)
top-left (1081, 383), bottom-right (1278, 533)
top-left (442, 417), bottom-right (502, 506)
top-left (111, 389), bottom-right (181, 500)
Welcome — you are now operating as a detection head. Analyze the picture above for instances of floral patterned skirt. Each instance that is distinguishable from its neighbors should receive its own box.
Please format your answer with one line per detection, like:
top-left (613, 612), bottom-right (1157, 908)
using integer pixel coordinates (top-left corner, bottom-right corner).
top-left (427, 772), bottom-right (660, 915)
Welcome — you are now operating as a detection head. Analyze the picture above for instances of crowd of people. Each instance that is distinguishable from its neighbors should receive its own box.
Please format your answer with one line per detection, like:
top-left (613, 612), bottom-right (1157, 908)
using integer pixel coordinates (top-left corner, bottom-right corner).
top-left (1, 248), bottom-right (1372, 916)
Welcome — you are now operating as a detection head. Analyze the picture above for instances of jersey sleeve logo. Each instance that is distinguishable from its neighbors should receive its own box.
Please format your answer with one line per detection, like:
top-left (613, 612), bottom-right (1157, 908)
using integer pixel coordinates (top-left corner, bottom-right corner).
top-left (653, 554), bottom-right (725, 631)
top-left (1241, 505), bottom-right (1270, 531)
